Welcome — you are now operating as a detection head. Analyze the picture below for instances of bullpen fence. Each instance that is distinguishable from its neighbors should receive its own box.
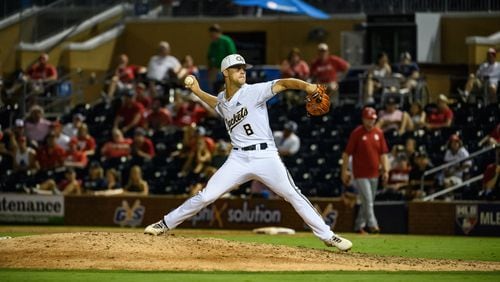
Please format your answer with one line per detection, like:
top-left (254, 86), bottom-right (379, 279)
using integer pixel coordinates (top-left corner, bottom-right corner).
top-left (0, 193), bottom-right (499, 236)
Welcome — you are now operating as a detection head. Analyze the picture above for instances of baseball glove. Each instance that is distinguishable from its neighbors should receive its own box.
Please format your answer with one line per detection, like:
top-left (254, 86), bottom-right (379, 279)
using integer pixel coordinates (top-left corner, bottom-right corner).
top-left (305, 84), bottom-right (330, 116)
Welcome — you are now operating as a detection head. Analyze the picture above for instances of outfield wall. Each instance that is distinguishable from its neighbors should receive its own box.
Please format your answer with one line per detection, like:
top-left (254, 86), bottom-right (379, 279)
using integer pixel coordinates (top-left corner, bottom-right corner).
top-left (1, 194), bottom-right (499, 236)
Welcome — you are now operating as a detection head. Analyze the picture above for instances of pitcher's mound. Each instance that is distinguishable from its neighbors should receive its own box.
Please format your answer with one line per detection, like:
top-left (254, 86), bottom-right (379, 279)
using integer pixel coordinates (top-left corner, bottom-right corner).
top-left (1, 232), bottom-right (499, 271)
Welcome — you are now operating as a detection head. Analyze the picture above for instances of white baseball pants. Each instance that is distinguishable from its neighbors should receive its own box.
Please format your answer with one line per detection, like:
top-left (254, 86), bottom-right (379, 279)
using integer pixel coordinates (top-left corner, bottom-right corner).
top-left (164, 149), bottom-right (335, 241)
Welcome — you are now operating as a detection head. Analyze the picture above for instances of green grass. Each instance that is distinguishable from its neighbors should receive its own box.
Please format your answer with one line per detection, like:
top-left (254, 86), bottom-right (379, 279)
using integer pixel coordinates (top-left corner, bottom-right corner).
top-left (0, 270), bottom-right (499, 282)
top-left (193, 232), bottom-right (500, 262)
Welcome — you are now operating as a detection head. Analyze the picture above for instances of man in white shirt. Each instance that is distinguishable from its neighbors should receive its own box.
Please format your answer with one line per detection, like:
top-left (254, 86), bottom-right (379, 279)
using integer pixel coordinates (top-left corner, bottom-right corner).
top-left (274, 120), bottom-right (300, 157)
top-left (459, 48), bottom-right (500, 104)
top-left (146, 41), bottom-right (184, 96)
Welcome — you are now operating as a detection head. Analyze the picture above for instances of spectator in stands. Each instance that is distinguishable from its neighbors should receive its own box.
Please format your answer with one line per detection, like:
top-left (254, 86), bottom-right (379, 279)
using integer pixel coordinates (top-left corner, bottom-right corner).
top-left (479, 123), bottom-right (499, 147)
top-left (207, 24), bottom-right (237, 92)
top-left (424, 94), bottom-right (454, 130)
top-left (181, 55), bottom-right (200, 79)
top-left (146, 41), bottom-right (184, 97)
top-left (443, 134), bottom-right (472, 188)
top-left (71, 123), bottom-right (96, 156)
top-left (12, 119), bottom-right (27, 140)
top-left (131, 127), bottom-right (155, 165)
top-left (408, 150), bottom-right (435, 199)
top-left (36, 132), bottom-right (66, 171)
top-left (51, 121), bottom-right (70, 151)
top-left (82, 161), bottom-right (107, 193)
top-left (124, 165), bottom-right (149, 195)
top-left (281, 47), bottom-right (310, 81)
top-left (342, 107), bottom-right (389, 234)
top-left (135, 83), bottom-right (152, 110)
top-left (310, 43), bottom-right (350, 106)
top-left (173, 93), bottom-right (213, 127)
top-left (392, 51), bottom-right (420, 97)
top-left (458, 48), bottom-right (499, 104)
top-left (63, 139), bottom-right (88, 169)
top-left (364, 52), bottom-right (392, 105)
top-left (106, 53), bottom-right (143, 98)
top-left (33, 168), bottom-right (81, 195)
top-left (408, 101), bottom-right (426, 131)
top-left (144, 98), bottom-right (173, 131)
top-left (178, 126), bottom-right (215, 177)
top-left (113, 88), bottom-right (145, 135)
top-left (404, 137), bottom-right (418, 166)
top-left (280, 47), bottom-right (310, 108)
top-left (274, 120), bottom-right (300, 157)
top-left (387, 144), bottom-right (406, 169)
top-left (479, 147), bottom-right (499, 200)
top-left (105, 168), bottom-right (122, 190)
top-left (11, 135), bottom-right (39, 173)
top-left (378, 154), bottom-right (411, 201)
top-left (375, 96), bottom-right (412, 136)
top-left (100, 128), bottom-right (132, 161)
top-left (6, 53), bottom-right (58, 97)
top-left (24, 105), bottom-right (52, 144)
top-left (62, 113), bottom-right (85, 138)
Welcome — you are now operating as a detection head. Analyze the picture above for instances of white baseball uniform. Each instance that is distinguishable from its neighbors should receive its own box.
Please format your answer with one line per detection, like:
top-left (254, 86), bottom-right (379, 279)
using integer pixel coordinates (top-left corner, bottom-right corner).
top-left (163, 80), bottom-right (335, 241)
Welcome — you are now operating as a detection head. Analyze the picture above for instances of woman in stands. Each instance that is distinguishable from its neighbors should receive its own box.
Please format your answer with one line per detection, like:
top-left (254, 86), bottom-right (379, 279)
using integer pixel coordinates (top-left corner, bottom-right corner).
top-left (124, 165), bottom-right (149, 195)
top-left (364, 52), bottom-right (392, 105)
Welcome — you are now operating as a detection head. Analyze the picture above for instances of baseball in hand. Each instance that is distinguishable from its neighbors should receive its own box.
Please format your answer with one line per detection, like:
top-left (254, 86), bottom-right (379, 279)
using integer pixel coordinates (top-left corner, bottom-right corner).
top-left (184, 76), bottom-right (194, 87)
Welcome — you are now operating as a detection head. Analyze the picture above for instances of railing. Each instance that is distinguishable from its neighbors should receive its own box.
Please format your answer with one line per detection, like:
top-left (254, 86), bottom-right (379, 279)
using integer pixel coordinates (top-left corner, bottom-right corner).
top-left (420, 144), bottom-right (497, 201)
top-left (16, 0), bottom-right (126, 44)
top-left (13, 67), bottom-right (84, 119)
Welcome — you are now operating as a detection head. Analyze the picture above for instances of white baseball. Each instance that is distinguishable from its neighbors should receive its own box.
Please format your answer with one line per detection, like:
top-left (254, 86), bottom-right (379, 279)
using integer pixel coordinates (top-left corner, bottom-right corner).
top-left (184, 76), bottom-right (194, 86)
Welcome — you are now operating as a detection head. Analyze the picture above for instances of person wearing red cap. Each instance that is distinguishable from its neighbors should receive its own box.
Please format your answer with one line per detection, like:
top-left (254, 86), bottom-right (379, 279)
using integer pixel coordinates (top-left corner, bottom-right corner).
top-left (443, 134), bottom-right (472, 188)
top-left (458, 47), bottom-right (499, 104)
top-left (342, 107), bottom-right (390, 234)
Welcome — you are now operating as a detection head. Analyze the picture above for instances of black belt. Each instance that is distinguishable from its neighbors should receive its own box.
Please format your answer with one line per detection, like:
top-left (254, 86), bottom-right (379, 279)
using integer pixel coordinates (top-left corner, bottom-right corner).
top-left (233, 143), bottom-right (268, 151)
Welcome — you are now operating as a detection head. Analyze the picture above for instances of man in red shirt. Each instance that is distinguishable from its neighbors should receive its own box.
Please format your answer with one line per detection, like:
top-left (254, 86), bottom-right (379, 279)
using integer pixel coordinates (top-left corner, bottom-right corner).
top-left (100, 128), bottom-right (133, 160)
top-left (26, 53), bottom-right (58, 82)
top-left (145, 98), bottom-right (173, 131)
top-left (342, 107), bottom-right (390, 234)
top-left (425, 94), bottom-right (454, 130)
top-left (131, 127), bottom-right (155, 164)
top-left (114, 89), bottom-right (145, 135)
top-left (310, 43), bottom-right (350, 106)
top-left (6, 53), bottom-right (58, 99)
top-left (36, 133), bottom-right (66, 171)
top-left (106, 53), bottom-right (141, 98)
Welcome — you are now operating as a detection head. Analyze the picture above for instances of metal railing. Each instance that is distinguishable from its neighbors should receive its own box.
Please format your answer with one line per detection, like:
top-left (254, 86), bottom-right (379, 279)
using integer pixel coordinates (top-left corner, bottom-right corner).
top-left (420, 144), bottom-right (497, 200)
top-left (17, 0), bottom-right (125, 44)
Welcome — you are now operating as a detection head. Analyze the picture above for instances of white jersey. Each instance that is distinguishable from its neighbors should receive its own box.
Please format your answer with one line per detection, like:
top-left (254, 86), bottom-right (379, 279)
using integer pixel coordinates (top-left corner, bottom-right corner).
top-left (215, 81), bottom-right (278, 151)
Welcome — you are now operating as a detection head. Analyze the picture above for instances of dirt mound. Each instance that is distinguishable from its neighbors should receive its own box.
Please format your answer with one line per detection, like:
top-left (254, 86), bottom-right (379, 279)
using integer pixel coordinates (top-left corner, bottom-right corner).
top-left (1, 232), bottom-right (499, 271)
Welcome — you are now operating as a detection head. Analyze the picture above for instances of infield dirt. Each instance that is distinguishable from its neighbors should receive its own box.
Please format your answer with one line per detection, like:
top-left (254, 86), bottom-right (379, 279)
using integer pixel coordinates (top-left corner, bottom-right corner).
top-left (1, 232), bottom-right (500, 271)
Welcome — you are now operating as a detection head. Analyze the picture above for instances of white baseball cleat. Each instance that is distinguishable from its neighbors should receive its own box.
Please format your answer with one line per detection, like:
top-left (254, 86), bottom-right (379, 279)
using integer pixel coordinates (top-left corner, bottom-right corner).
top-left (144, 220), bottom-right (169, 236)
top-left (323, 234), bottom-right (353, 251)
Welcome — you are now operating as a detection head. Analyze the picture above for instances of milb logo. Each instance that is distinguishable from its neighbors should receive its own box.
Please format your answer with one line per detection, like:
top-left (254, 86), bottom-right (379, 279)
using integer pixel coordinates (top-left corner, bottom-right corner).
top-left (114, 200), bottom-right (145, 227)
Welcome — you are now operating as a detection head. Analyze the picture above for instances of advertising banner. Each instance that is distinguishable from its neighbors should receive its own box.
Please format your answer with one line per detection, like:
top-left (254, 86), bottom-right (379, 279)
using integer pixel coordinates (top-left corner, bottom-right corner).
top-left (0, 193), bottom-right (65, 224)
top-left (64, 196), bottom-right (355, 231)
top-left (455, 203), bottom-right (500, 236)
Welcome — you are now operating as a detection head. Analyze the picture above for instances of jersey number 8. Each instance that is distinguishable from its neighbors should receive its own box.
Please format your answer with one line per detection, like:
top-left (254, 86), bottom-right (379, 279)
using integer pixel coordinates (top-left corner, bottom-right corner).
top-left (243, 124), bottom-right (254, 136)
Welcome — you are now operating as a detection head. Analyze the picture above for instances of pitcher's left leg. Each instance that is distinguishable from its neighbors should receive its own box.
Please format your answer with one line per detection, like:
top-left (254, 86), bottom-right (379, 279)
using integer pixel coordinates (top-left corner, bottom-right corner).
top-left (255, 155), bottom-right (333, 241)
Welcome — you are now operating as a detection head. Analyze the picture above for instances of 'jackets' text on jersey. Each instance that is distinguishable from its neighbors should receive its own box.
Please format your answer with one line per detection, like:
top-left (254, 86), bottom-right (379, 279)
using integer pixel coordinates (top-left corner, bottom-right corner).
top-left (225, 107), bottom-right (248, 132)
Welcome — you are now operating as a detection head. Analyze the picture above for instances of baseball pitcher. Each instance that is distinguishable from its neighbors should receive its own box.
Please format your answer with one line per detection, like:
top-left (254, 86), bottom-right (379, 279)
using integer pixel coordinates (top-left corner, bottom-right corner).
top-left (144, 54), bottom-right (352, 251)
